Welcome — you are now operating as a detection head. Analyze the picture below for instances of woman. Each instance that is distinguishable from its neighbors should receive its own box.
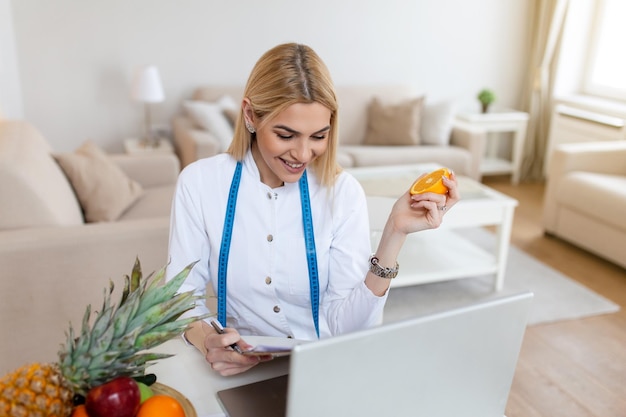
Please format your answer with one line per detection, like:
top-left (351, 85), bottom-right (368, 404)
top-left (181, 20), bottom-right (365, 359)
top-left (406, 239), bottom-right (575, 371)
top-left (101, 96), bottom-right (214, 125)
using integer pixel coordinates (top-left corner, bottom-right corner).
top-left (167, 43), bottom-right (459, 376)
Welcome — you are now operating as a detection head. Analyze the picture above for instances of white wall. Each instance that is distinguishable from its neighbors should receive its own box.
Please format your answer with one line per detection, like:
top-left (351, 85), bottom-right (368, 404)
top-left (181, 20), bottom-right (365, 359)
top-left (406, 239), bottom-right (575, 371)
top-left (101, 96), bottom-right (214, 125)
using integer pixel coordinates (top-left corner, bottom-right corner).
top-left (0, 0), bottom-right (23, 118)
top-left (7, 0), bottom-right (531, 152)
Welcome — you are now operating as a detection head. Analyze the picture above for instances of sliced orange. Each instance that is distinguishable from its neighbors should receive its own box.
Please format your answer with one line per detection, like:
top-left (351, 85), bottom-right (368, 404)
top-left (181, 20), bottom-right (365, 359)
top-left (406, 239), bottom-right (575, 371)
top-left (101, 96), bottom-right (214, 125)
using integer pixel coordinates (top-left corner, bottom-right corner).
top-left (409, 168), bottom-right (451, 195)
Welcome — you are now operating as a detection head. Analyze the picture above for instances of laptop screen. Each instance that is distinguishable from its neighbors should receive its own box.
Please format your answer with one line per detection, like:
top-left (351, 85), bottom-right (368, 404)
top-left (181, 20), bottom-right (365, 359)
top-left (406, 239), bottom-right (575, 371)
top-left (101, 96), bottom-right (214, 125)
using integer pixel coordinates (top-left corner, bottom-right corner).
top-left (218, 292), bottom-right (533, 417)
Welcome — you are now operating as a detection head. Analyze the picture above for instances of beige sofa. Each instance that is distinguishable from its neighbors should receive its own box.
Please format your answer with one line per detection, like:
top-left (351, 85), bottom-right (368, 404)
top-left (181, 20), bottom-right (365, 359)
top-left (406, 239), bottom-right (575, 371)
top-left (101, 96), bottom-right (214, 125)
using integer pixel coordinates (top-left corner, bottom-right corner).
top-left (0, 120), bottom-right (179, 374)
top-left (172, 86), bottom-right (485, 180)
top-left (543, 140), bottom-right (626, 269)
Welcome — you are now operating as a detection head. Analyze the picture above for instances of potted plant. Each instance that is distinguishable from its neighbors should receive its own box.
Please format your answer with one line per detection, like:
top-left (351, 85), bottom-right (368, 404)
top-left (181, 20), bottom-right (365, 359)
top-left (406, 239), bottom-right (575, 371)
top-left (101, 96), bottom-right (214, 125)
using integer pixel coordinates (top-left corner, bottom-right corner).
top-left (477, 89), bottom-right (495, 113)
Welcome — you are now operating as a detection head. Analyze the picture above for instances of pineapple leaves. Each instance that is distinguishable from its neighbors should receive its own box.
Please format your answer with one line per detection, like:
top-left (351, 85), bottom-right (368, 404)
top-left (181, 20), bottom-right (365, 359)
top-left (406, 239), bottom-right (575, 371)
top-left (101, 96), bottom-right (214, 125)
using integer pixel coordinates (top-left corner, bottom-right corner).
top-left (130, 257), bottom-right (142, 292)
top-left (128, 290), bottom-right (197, 331)
top-left (135, 261), bottom-right (199, 316)
top-left (112, 280), bottom-right (145, 339)
top-left (71, 305), bottom-right (93, 358)
top-left (120, 257), bottom-right (143, 306)
top-left (57, 259), bottom-right (203, 394)
top-left (134, 315), bottom-right (210, 350)
top-left (120, 275), bottom-right (131, 306)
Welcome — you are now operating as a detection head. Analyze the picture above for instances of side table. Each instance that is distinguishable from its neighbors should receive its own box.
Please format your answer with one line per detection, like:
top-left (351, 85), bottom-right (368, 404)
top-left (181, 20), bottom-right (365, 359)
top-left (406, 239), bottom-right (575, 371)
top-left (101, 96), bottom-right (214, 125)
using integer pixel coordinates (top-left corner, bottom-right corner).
top-left (124, 138), bottom-right (174, 155)
top-left (456, 110), bottom-right (529, 184)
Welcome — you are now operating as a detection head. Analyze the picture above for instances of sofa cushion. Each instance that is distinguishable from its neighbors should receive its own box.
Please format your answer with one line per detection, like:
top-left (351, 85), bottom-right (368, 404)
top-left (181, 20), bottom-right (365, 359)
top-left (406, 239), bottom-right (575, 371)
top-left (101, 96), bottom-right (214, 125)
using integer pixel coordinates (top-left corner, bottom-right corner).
top-left (54, 141), bottom-right (144, 222)
top-left (556, 171), bottom-right (626, 230)
top-left (421, 100), bottom-right (456, 146)
top-left (339, 145), bottom-right (470, 176)
top-left (363, 96), bottom-right (424, 146)
top-left (223, 107), bottom-right (239, 126)
top-left (218, 94), bottom-right (240, 127)
top-left (336, 150), bottom-right (355, 168)
top-left (333, 86), bottom-right (419, 146)
top-left (0, 121), bottom-right (83, 229)
top-left (117, 185), bottom-right (174, 221)
top-left (184, 97), bottom-right (236, 152)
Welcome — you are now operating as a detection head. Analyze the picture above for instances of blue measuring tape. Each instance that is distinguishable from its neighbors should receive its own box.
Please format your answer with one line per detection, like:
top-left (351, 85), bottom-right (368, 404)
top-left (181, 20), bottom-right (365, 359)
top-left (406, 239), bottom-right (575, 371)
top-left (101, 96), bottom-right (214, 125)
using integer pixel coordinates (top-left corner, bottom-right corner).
top-left (299, 172), bottom-right (320, 338)
top-left (217, 162), bottom-right (242, 328)
top-left (216, 162), bottom-right (320, 338)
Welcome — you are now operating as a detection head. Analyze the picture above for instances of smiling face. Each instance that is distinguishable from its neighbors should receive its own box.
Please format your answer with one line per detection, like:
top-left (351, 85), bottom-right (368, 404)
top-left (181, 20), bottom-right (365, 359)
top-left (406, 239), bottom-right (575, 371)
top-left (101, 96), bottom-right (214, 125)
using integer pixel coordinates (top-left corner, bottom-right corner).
top-left (247, 101), bottom-right (331, 188)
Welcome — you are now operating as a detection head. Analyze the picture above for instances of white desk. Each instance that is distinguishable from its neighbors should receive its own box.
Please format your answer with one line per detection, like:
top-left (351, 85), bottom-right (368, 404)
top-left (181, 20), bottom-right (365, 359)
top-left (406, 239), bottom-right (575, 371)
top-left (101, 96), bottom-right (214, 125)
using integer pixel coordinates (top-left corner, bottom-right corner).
top-left (456, 110), bottom-right (529, 184)
top-left (150, 165), bottom-right (519, 416)
top-left (150, 338), bottom-right (288, 417)
top-left (347, 164), bottom-right (518, 291)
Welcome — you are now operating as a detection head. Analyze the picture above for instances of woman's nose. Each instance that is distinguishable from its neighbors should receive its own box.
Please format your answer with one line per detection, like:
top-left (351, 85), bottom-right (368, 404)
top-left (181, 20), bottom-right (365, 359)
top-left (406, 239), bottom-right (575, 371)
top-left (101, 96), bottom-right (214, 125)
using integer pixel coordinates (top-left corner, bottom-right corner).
top-left (294, 140), bottom-right (313, 161)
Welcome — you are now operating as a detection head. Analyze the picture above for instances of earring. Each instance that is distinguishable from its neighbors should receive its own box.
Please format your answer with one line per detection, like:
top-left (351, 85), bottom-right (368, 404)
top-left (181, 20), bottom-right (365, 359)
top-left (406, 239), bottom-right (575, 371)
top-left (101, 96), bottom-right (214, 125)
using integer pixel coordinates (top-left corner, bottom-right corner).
top-left (245, 120), bottom-right (256, 134)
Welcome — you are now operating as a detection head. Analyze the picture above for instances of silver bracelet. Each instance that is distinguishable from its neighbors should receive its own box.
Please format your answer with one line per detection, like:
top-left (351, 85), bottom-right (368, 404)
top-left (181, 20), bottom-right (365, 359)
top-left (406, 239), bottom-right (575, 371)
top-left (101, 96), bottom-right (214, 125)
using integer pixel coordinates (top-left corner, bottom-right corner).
top-left (368, 255), bottom-right (399, 279)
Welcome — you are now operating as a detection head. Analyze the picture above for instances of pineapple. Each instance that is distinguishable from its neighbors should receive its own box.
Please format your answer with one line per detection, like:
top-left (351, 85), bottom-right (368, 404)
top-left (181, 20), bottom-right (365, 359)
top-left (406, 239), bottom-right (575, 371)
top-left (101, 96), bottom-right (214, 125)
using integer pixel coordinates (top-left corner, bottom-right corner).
top-left (0, 258), bottom-right (207, 417)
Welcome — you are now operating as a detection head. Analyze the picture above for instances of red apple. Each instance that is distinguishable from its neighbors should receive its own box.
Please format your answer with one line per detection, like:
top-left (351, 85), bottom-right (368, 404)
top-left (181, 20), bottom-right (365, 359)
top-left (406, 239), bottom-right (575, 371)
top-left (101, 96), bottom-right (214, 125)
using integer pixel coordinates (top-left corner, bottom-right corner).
top-left (85, 376), bottom-right (141, 417)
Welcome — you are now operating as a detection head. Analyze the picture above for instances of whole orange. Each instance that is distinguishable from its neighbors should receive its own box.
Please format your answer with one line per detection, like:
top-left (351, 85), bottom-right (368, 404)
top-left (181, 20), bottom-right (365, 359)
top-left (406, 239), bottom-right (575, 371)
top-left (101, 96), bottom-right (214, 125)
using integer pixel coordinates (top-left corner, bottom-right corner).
top-left (136, 395), bottom-right (185, 417)
top-left (410, 168), bottom-right (451, 195)
top-left (71, 404), bottom-right (89, 417)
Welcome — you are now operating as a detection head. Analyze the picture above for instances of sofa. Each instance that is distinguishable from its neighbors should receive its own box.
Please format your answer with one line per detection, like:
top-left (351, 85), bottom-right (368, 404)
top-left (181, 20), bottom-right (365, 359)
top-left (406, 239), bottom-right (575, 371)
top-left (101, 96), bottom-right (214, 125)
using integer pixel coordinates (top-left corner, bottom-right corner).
top-left (172, 85), bottom-right (486, 180)
top-left (0, 120), bottom-right (179, 374)
top-left (543, 140), bottom-right (626, 269)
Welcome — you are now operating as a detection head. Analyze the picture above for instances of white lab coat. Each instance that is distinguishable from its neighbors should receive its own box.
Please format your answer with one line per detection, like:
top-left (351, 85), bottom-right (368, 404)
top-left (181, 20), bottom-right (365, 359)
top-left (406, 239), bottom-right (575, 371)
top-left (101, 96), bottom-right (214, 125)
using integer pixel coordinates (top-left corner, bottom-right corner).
top-left (167, 150), bottom-right (386, 340)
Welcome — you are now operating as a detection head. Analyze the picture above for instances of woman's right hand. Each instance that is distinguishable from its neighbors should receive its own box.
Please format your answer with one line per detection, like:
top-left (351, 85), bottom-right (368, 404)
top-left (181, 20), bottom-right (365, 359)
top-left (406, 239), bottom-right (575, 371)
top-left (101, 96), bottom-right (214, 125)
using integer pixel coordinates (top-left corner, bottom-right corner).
top-left (202, 322), bottom-right (272, 376)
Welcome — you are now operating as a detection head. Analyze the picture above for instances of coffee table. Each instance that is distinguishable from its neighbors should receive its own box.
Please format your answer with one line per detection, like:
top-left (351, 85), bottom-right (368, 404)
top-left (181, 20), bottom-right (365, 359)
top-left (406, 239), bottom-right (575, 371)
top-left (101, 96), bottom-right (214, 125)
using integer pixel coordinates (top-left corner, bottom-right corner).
top-left (346, 164), bottom-right (518, 290)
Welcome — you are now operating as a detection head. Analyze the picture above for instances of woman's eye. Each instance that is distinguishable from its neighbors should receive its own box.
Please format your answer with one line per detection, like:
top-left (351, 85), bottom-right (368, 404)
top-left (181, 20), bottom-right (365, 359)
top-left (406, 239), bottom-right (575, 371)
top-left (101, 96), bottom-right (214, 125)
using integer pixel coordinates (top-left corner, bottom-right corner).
top-left (277, 133), bottom-right (293, 139)
top-left (312, 134), bottom-right (327, 140)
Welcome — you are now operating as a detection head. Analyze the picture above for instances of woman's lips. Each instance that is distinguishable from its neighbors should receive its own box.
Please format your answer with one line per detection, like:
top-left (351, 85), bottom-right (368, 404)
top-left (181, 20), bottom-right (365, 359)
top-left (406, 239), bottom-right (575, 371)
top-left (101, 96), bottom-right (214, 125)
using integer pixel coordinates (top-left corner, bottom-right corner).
top-left (280, 158), bottom-right (305, 173)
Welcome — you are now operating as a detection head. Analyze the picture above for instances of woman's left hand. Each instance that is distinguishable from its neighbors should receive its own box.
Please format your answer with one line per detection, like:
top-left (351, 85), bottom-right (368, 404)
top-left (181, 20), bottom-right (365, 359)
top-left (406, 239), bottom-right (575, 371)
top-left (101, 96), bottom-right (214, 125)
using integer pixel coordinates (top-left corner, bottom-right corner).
top-left (388, 172), bottom-right (460, 235)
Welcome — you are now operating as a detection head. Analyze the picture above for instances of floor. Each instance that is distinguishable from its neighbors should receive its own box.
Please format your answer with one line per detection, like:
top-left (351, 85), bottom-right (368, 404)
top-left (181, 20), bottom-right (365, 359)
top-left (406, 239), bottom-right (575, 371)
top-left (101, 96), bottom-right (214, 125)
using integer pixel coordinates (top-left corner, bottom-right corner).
top-left (482, 176), bottom-right (626, 417)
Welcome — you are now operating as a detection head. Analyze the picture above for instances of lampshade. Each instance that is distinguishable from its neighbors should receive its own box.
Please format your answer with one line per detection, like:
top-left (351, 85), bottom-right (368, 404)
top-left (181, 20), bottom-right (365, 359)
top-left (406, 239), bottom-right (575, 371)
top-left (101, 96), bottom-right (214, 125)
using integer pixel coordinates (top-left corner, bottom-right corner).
top-left (131, 65), bottom-right (165, 103)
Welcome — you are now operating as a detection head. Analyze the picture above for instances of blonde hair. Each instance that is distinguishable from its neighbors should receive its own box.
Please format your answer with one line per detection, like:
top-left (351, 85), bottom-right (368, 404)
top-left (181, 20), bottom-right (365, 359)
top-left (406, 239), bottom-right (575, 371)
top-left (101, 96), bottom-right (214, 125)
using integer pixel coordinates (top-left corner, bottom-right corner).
top-left (226, 43), bottom-right (341, 187)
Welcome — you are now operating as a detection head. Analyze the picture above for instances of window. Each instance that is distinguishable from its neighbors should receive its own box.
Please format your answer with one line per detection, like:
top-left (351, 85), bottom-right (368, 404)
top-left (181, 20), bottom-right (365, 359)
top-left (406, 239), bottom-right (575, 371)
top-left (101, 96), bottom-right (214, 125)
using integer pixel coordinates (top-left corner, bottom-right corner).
top-left (584, 0), bottom-right (626, 101)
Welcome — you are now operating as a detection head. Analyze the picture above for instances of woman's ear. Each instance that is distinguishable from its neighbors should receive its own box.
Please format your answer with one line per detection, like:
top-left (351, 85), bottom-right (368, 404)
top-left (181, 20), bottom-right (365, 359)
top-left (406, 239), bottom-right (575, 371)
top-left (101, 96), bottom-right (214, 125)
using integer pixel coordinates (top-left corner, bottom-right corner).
top-left (241, 98), bottom-right (255, 127)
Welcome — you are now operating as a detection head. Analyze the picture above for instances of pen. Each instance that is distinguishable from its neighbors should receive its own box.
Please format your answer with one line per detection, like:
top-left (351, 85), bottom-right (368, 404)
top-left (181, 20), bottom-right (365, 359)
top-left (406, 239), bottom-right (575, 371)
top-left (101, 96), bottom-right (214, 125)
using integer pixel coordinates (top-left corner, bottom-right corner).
top-left (210, 319), bottom-right (244, 354)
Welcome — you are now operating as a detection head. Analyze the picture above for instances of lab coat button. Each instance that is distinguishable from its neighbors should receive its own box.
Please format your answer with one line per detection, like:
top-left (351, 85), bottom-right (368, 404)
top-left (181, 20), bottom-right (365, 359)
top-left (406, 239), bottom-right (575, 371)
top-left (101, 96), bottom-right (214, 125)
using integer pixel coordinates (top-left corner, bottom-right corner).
top-left (267, 234), bottom-right (273, 242)
top-left (265, 276), bottom-right (272, 285)
top-left (273, 305), bottom-right (280, 313)
top-left (266, 192), bottom-right (273, 199)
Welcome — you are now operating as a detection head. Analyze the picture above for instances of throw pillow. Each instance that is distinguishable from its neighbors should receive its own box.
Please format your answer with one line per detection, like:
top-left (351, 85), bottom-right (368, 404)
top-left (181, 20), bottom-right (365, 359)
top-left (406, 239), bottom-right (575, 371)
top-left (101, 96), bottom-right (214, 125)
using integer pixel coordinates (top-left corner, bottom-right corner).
top-left (184, 96), bottom-right (237, 151)
top-left (217, 95), bottom-right (239, 126)
top-left (54, 141), bottom-right (143, 222)
top-left (223, 107), bottom-right (239, 127)
top-left (421, 100), bottom-right (456, 146)
top-left (363, 96), bottom-right (424, 146)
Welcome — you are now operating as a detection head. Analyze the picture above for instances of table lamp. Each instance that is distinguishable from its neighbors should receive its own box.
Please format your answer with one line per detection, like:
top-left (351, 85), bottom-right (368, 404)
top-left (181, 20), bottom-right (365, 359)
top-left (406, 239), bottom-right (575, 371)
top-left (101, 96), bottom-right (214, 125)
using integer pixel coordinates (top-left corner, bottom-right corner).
top-left (131, 65), bottom-right (164, 147)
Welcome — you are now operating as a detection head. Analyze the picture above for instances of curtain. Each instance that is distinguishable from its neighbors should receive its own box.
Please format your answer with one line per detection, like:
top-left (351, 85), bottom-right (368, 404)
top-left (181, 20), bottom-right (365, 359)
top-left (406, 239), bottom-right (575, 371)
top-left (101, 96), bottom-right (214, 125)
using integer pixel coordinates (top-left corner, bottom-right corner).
top-left (519, 0), bottom-right (569, 182)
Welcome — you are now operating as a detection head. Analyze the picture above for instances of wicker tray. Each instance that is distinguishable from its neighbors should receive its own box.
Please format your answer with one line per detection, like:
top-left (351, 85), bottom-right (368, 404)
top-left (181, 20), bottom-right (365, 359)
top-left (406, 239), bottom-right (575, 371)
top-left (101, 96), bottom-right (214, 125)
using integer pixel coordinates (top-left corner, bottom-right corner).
top-left (151, 382), bottom-right (197, 417)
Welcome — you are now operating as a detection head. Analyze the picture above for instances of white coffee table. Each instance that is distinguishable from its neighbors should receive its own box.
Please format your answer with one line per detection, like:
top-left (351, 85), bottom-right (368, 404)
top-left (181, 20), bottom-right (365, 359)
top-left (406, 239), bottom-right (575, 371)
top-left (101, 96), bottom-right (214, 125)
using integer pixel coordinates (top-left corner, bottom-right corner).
top-left (347, 164), bottom-right (518, 290)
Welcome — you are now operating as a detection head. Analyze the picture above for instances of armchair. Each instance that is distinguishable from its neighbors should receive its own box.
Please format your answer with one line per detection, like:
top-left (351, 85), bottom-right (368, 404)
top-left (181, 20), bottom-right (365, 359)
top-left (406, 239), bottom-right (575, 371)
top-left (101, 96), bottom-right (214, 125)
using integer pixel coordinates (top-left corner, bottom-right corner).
top-left (543, 140), bottom-right (626, 269)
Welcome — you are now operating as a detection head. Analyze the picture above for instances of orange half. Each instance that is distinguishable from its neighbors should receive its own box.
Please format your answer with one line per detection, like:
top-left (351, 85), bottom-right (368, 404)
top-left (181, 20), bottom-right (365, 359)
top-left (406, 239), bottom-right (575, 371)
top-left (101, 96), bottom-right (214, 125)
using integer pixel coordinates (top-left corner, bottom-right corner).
top-left (409, 168), bottom-right (451, 195)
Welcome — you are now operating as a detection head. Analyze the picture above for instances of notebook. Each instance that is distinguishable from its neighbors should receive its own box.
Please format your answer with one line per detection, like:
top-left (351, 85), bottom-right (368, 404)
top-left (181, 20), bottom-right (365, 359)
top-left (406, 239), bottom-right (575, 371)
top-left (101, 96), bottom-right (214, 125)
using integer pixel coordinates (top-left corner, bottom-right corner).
top-left (217, 291), bottom-right (533, 417)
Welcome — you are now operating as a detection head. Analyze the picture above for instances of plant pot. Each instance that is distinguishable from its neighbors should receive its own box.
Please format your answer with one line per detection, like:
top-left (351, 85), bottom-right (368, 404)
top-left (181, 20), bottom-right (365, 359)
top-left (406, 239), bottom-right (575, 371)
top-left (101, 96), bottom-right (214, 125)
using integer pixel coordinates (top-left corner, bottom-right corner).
top-left (481, 103), bottom-right (490, 113)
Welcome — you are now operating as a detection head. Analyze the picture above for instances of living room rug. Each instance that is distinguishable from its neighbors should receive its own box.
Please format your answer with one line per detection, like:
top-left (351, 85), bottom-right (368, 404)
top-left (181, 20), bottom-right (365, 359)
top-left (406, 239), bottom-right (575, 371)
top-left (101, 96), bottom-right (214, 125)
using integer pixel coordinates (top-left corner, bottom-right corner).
top-left (383, 227), bottom-right (620, 326)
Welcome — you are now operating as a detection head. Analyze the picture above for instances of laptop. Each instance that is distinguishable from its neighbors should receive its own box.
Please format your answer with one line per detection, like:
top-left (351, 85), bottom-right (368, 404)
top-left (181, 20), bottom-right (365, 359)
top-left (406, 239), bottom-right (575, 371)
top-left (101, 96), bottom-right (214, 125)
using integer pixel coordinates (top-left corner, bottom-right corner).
top-left (217, 291), bottom-right (533, 417)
